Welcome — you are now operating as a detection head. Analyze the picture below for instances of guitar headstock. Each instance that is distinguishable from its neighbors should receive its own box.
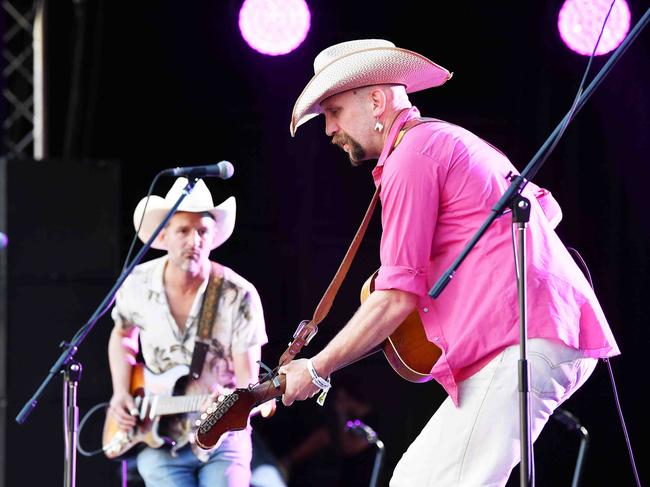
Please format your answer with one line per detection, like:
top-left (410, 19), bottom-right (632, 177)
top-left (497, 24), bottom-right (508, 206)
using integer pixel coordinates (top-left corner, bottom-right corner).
top-left (194, 377), bottom-right (285, 450)
top-left (194, 390), bottom-right (256, 449)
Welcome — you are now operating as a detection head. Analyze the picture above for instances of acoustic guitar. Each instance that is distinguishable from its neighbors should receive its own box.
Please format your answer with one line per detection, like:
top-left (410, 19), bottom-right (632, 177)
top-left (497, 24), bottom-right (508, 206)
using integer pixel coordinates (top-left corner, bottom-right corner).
top-left (102, 363), bottom-right (276, 459)
top-left (194, 270), bottom-right (442, 450)
top-left (361, 270), bottom-right (441, 383)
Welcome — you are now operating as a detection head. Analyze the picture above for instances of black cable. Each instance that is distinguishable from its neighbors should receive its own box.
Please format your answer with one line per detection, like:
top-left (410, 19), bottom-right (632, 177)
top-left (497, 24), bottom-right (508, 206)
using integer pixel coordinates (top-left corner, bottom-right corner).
top-left (566, 247), bottom-right (641, 487)
top-left (566, 247), bottom-right (594, 291)
top-left (602, 357), bottom-right (641, 487)
top-left (122, 171), bottom-right (165, 272)
top-left (76, 401), bottom-right (110, 457)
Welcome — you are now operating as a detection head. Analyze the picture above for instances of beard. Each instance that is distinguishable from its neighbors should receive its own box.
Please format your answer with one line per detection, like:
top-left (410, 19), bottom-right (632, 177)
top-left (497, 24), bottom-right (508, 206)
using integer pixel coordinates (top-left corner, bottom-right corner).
top-left (171, 250), bottom-right (206, 275)
top-left (332, 132), bottom-right (366, 166)
top-left (176, 256), bottom-right (201, 274)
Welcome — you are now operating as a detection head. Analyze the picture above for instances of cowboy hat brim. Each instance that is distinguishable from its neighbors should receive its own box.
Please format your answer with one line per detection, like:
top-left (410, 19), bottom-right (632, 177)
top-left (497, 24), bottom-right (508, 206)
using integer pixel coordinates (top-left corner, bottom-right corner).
top-left (290, 46), bottom-right (452, 136)
top-left (133, 195), bottom-right (236, 251)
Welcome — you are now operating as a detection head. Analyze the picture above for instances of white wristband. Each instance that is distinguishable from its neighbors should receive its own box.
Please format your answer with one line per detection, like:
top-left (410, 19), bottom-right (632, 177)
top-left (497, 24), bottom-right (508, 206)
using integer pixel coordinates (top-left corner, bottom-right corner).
top-left (307, 358), bottom-right (331, 390)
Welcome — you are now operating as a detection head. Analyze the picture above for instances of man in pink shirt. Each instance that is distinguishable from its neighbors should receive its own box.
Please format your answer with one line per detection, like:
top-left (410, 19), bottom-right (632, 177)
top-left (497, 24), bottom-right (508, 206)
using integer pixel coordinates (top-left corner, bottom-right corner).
top-left (279, 39), bottom-right (619, 486)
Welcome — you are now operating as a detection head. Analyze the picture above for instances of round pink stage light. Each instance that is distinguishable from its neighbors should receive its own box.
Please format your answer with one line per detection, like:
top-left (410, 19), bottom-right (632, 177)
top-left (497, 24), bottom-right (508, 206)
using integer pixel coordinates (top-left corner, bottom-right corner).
top-left (558, 0), bottom-right (631, 56)
top-left (239, 0), bottom-right (311, 56)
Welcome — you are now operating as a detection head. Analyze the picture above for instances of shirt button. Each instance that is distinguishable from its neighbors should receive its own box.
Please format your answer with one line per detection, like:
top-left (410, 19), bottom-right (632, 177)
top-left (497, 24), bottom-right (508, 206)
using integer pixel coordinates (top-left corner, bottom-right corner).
top-left (423, 307), bottom-right (429, 312)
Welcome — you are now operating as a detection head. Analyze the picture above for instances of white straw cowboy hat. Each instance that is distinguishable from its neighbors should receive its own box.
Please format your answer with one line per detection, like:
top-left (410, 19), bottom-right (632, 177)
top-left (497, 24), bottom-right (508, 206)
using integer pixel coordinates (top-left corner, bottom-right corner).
top-left (290, 39), bottom-right (452, 136)
top-left (133, 177), bottom-right (236, 251)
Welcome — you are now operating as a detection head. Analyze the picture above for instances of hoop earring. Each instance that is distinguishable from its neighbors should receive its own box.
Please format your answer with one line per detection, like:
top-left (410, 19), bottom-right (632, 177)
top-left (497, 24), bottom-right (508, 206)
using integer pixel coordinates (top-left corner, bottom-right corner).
top-left (374, 119), bottom-right (384, 132)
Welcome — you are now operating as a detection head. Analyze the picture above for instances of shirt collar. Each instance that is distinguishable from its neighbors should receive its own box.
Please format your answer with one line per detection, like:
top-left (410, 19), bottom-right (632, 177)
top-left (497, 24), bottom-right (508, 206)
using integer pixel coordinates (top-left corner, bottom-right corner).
top-left (375, 106), bottom-right (421, 168)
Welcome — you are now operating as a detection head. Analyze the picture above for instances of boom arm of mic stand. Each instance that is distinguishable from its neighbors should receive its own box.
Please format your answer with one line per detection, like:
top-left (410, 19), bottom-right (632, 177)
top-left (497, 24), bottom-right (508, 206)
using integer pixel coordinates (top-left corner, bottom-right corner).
top-left (429, 6), bottom-right (649, 299)
top-left (15, 178), bottom-right (199, 425)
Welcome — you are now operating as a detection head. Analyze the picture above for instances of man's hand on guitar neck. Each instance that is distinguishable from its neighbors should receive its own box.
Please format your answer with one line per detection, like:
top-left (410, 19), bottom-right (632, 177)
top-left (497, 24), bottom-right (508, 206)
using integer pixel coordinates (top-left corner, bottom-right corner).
top-left (278, 358), bottom-right (322, 406)
top-left (109, 391), bottom-right (138, 430)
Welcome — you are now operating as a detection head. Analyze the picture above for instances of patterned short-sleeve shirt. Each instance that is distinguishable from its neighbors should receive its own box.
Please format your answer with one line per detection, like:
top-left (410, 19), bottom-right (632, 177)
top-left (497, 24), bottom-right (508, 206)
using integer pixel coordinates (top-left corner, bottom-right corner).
top-left (111, 256), bottom-right (268, 392)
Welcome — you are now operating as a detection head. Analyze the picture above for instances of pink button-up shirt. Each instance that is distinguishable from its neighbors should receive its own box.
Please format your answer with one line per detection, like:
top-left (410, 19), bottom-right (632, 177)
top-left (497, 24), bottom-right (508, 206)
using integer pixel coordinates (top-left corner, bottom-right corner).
top-left (373, 107), bottom-right (619, 406)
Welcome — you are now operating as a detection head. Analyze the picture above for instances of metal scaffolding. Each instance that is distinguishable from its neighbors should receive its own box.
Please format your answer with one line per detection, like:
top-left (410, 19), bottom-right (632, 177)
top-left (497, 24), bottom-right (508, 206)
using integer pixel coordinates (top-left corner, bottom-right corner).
top-left (2, 0), bottom-right (42, 159)
top-left (1, 2), bottom-right (40, 486)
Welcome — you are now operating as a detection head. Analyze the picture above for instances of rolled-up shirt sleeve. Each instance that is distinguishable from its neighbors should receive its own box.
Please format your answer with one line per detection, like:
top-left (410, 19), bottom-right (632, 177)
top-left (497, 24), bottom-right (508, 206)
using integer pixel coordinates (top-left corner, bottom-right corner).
top-left (375, 148), bottom-right (442, 296)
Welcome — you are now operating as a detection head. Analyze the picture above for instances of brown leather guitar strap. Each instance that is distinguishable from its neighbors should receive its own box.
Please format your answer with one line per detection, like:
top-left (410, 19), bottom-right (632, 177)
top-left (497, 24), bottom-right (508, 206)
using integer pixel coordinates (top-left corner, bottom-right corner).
top-left (278, 185), bottom-right (381, 367)
top-left (190, 262), bottom-right (224, 380)
top-left (278, 116), bottom-right (434, 367)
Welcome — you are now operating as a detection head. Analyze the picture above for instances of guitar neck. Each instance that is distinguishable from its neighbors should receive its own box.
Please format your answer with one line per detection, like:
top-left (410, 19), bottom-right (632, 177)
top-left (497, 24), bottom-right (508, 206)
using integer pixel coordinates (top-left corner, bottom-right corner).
top-left (152, 393), bottom-right (212, 416)
top-left (244, 352), bottom-right (380, 405)
top-left (248, 375), bottom-right (286, 405)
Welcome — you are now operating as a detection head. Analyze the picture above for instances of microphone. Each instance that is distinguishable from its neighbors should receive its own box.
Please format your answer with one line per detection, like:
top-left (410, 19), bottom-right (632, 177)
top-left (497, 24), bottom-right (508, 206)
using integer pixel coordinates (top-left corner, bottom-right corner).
top-left (345, 419), bottom-right (379, 444)
top-left (552, 408), bottom-right (583, 432)
top-left (0, 232), bottom-right (7, 249)
top-left (164, 161), bottom-right (234, 179)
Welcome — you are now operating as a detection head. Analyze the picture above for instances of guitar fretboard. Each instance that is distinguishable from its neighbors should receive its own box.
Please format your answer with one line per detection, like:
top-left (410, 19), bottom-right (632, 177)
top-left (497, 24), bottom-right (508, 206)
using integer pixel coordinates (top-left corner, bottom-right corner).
top-left (152, 394), bottom-right (212, 416)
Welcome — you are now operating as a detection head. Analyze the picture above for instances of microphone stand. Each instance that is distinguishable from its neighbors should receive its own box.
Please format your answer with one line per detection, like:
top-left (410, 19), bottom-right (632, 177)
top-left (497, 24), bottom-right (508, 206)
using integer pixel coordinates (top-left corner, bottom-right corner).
top-left (63, 361), bottom-right (82, 487)
top-left (369, 437), bottom-right (385, 487)
top-left (428, 8), bottom-right (649, 487)
top-left (15, 177), bottom-right (200, 486)
top-left (552, 408), bottom-right (589, 487)
top-left (345, 420), bottom-right (385, 487)
top-left (512, 196), bottom-right (533, 486)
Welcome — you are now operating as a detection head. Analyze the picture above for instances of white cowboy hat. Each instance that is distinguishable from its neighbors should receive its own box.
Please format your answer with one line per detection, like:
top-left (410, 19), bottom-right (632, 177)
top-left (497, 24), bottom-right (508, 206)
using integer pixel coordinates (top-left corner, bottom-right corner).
top-left (290, 39), bottom-right (452, 136)
top-left (133, 177), bottom-right (236, 250)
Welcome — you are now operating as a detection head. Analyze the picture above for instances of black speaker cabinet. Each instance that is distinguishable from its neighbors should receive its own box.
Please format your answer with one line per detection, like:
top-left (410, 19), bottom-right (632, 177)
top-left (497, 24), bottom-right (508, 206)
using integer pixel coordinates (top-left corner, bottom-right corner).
top-left (1, 158), bottom-right (125, 486)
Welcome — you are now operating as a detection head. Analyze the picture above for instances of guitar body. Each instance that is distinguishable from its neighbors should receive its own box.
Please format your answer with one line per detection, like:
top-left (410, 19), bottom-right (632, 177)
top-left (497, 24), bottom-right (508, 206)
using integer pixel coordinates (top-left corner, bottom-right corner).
top-left (361, 270), bottom-right (442, 383)
top-left (102, 364), bottom-right (195, 460)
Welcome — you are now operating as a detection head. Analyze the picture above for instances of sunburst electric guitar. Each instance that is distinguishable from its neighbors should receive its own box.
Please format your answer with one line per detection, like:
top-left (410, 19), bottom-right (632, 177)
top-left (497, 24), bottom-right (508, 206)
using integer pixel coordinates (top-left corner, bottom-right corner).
top-left (193, 270), bottom-right (442, 450)
top-left (102, 363), bottom-right (276, 459)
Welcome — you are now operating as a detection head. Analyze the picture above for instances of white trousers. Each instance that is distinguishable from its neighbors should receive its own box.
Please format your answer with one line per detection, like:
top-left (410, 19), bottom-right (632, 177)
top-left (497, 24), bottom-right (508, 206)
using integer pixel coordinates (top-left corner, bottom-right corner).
top-left (390, 338), bottom-right (598, 487)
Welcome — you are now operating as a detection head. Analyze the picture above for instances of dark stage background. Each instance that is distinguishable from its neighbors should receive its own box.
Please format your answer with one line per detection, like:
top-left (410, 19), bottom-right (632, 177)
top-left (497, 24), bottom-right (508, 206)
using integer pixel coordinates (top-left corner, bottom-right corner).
top-left (2, 1), bottom-right (648, 486)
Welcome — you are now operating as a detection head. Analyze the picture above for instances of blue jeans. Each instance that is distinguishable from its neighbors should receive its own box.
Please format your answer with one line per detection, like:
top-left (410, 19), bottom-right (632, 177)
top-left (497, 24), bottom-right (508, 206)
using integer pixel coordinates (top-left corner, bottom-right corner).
top-left (137, 429), bottom-right (252, 487)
